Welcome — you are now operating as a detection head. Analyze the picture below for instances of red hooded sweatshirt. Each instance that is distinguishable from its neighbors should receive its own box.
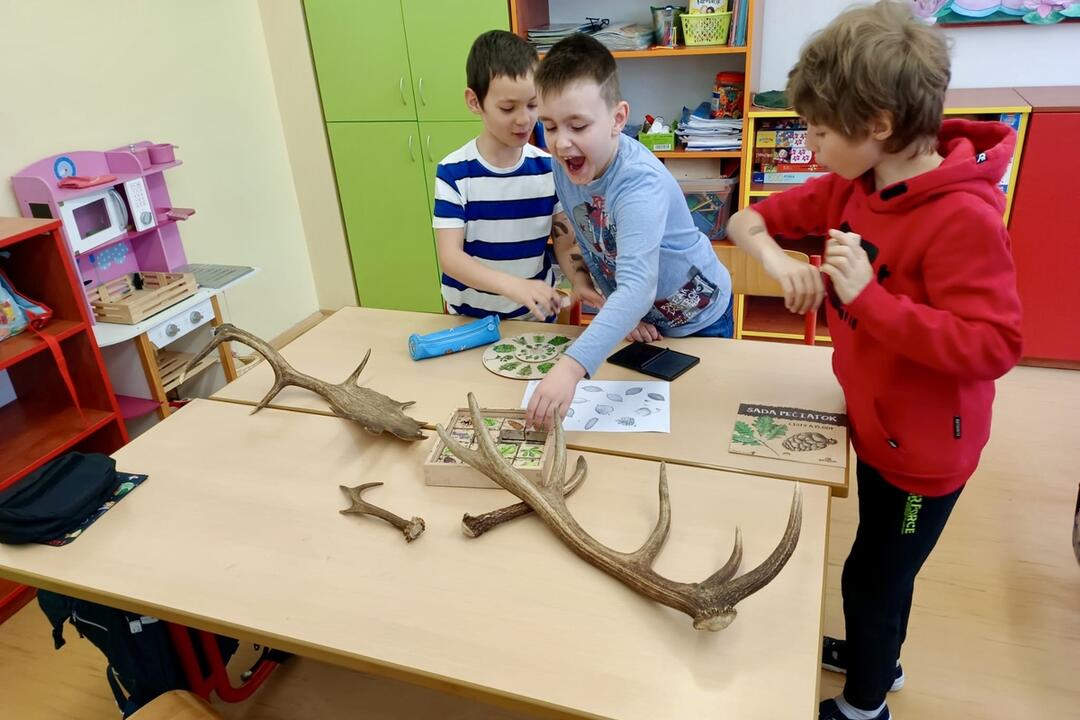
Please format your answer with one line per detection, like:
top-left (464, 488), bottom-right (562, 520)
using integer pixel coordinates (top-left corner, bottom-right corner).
top-left (754, 119), bottom-right (1023, 496)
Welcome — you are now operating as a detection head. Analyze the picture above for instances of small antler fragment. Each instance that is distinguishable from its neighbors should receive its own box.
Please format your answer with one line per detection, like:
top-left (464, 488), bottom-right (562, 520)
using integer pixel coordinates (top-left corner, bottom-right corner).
top-left (340, 482), bottom-right (425, 542)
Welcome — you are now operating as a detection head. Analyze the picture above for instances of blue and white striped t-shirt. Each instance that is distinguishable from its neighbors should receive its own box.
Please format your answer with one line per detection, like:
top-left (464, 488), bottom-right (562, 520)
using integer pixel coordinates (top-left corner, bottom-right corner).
top-left (432, 140), bottom-right (562, 319)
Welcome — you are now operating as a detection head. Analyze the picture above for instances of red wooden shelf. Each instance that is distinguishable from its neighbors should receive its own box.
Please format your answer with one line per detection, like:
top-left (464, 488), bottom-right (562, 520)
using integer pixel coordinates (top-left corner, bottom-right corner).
top-left (0, 319), bottom-right (85, 372)
top-left (0, 403), bottom-right (116, 490)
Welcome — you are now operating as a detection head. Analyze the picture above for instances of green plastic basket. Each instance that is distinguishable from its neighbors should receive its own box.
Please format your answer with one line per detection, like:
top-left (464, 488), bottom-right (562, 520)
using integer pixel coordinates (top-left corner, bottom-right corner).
top-left (681, 12), bottom-right (732, 46)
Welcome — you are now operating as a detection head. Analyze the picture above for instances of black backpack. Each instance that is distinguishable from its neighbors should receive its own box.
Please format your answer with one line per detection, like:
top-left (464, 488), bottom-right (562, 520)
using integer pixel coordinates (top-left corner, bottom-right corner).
top-left (37, 591), bottom-right (238, 717)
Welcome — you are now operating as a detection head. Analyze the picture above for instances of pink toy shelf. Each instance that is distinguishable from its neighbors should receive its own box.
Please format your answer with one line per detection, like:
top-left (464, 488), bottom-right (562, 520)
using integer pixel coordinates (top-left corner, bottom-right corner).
top-left (11, 142), bottom-right (192, 323)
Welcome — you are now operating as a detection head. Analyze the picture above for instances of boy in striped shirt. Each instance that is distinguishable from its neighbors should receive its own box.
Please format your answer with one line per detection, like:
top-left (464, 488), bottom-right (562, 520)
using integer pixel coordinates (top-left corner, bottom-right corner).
top-left (433, 30), bottom-right (602, 321)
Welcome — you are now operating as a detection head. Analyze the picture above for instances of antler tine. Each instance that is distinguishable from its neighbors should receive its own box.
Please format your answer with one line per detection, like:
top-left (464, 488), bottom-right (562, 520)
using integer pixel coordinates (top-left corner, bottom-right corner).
top-left (343, 349), bottom-right (372, 387)
top-left (625, 463), bottom-right (672, 567)
top-left (462, 456), bottom-right (588, 538)
top-left (698, 527), bottom-right (744, 589)
top-left (542, 407), bottom-right (568, 491)
top-left (179, 323), bottom-right (232, 384)
top-left (691, 487), bottom-right (802, 631)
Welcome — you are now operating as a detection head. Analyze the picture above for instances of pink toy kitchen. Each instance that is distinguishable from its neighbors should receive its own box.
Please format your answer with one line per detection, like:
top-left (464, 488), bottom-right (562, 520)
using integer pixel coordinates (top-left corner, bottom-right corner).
top-left (11, 142), bottom-right (255, 435)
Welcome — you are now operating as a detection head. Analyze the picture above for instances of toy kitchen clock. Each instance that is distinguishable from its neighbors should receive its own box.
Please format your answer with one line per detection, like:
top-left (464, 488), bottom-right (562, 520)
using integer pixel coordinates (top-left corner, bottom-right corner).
top-left (11, 142), bottom-right (255, 434)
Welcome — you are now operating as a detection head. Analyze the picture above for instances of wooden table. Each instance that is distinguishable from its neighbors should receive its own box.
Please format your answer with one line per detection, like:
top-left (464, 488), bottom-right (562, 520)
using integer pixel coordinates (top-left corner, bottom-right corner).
top-left (212, 307), bottom-right (850, 493)
top-left (0, 400), bottom-right (830, 720)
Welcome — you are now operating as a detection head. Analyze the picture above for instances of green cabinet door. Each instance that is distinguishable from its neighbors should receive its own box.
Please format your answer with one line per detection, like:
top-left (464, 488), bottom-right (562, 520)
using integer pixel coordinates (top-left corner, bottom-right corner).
top-left (402, 0), bottom-right (509, 122)
top-left (328, 122), bottom-right (443, 313)
top-left (420, 121), bottom-right (484, 210)
top-left (305, 0), bottom-right (415, 122)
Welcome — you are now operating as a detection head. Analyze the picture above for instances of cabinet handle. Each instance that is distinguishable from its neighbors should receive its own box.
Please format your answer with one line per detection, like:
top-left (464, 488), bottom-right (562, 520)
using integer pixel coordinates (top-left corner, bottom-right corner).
top-left (418, 77), bottom-right (426, 106)
top-left (426, 135), bottom-right (432, 162)
top-left (408, 134), bottom-right (416, 162)
top-left (399, 76), bottom-right (406, 105)
top-left (166, 323), bottom-right (180, 338)
top-left (189, 310), bottom-right (204, 324)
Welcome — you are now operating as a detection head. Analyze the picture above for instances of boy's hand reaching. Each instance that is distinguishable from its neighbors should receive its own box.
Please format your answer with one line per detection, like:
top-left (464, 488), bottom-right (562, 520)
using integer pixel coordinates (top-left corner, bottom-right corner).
top-left (571, 279), bottom-right (605, 310)
top-left (507, 278), bottom-right (563, 321)
top-left (762, 245), bottom-right (825, 315)
top-left (525, 357), bottom-right (586, 430)
top-left (625, 321), bottom-right (661, 343)
top-left (822, 229), bottom-right (873, 304)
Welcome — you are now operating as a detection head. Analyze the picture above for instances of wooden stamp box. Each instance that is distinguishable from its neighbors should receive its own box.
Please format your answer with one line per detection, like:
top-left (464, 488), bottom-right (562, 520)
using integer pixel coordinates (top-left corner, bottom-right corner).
top-left (423, 408), bottom-right (553, 488)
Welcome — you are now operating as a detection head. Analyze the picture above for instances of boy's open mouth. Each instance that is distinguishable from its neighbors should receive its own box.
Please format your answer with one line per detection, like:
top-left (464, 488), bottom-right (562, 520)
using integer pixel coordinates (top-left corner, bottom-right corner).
top-left (564, 156), bottom-right (586, 174)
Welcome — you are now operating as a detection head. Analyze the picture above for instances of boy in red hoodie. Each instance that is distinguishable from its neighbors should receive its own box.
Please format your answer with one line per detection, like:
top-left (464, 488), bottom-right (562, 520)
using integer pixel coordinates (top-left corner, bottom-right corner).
top-left (727, 3), bottom-right (1022, 719)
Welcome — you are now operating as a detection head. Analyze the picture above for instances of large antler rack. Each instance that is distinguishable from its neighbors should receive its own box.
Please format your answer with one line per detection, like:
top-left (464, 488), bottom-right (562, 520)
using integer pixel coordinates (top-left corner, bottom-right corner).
top-left (438, 393), bottom-right (801, 631)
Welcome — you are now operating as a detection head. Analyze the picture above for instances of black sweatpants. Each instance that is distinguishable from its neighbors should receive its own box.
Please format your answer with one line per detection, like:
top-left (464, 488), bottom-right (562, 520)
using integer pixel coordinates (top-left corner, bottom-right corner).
top-left (842, 461), bottom-right (964, 710)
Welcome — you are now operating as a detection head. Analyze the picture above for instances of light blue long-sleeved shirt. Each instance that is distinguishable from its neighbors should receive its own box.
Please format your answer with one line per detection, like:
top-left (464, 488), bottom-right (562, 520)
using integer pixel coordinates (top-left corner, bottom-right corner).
top-left (556, 134), bottom-right (731, 376)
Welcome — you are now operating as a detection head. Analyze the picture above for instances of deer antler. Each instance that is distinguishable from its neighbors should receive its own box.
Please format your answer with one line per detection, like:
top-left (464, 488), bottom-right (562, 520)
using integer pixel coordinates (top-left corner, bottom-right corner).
top-left (182, 324), bottom-right (426, 441)
top-left (437, 393), bottom-right (802, 631)
top-left (340, 482), bottom-right (425, 542)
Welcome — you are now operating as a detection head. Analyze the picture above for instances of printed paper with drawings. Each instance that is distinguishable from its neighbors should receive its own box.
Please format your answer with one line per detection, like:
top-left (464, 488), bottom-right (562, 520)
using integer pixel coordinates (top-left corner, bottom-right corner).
top-left (729, 403), bottom-right (848, 468)
top-left (521, 380), bottom-right (671, 433)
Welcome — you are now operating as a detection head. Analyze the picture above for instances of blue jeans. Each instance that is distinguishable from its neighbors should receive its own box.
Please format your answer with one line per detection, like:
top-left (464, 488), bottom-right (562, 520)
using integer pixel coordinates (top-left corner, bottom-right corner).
top-left (691, 295), bottom-right (734, 338)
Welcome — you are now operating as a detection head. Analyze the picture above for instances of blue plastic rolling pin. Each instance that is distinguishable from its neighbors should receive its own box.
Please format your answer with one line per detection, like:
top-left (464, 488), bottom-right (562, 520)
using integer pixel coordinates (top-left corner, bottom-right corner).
top-left (408, 315), bottom-right (501, 360)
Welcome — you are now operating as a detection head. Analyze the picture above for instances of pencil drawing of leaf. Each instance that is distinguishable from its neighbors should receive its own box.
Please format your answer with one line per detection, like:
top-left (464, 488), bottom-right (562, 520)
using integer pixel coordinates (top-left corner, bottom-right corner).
top-left (585, 417), bottom-right (598, 429)
top-left (647, 393), bottom-right (665, 401)
top-left (595, 405), bottom-right (614, 415)
top-left (582, 385), bottom-right (602, 392)
top-left (626, 387), bottom-right (643, 395)
top-left (606, 393), bottom-right (623, 402)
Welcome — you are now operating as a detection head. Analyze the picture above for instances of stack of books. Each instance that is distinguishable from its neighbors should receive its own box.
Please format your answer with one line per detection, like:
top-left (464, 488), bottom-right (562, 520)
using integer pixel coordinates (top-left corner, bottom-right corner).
top-left (591, 21), bottom-right (653, 51)
top-left (676, 103), bottom-right (742, 151)
top-left (526, 20), bottom-right (606, 52)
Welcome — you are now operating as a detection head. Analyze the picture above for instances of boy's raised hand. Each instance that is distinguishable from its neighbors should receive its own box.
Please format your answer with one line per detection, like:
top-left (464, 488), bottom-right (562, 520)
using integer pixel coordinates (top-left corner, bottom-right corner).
top-left (821, 229), bottom-right (873, 304)
top-left (525, 357), bottom-right (586, 430)
top-left (507, 278), bottom-right (563, 321)
top-left (762, 245), bottom-right (825, 315)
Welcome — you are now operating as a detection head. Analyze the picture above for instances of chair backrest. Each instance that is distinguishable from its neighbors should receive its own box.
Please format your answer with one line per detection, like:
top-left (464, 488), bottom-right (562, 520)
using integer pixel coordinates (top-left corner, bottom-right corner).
top-left (714, 245), bottom-right (811, 298)
top-left (714, 244), bottom-right (821, 345)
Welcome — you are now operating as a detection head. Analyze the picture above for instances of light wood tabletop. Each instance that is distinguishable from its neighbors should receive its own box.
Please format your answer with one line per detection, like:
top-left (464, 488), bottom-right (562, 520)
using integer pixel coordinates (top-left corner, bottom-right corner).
top-left (0, 400), bottom-right (830, 720)
top-left (211, 307), bottom-right (850, 492)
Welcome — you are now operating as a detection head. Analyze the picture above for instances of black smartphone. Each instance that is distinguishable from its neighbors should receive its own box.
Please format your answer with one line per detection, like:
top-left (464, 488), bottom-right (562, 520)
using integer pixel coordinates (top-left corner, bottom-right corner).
top-left (606, 342), bottom-right (700, 381)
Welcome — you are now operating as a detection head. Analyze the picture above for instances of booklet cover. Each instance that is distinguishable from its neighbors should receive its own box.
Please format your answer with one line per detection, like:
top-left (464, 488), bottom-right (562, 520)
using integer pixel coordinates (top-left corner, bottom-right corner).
top-left (729, 403), bottom-right (847, 467)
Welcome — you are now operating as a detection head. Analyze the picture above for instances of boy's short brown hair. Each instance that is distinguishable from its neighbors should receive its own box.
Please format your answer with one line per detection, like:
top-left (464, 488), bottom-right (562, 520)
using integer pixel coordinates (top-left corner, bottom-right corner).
top-left (467, 30), bottom-right (538, 106)
top-left (787, 0), bottom-right (951, 154)
top-left (535, 33), bottom-right (621, 107)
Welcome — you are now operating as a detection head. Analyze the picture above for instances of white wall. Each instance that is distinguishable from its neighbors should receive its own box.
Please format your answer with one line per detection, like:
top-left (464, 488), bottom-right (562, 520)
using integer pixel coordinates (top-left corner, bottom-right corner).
top-left (257, 0), bottom-right (357, 311)
top-left (0, 0), bottom-right (319, 340)
top-left (759, 1), bottom-right (1080, 91)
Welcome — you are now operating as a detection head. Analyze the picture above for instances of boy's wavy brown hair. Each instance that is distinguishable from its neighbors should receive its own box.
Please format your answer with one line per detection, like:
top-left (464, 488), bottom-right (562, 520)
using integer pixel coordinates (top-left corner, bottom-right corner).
top-left (787, 1), bottom-right (951, 155)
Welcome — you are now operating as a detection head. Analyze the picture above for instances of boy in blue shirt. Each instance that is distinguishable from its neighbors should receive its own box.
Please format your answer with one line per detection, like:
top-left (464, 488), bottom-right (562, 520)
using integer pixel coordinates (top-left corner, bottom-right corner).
top-left (525, 34), bottom-right (733, 428)
top-left (433, 30), bottom-right (598, 321)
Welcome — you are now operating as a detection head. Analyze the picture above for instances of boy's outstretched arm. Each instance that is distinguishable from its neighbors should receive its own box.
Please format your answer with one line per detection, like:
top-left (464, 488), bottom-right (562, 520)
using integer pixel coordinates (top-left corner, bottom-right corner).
top-left (526, 171), bottom-right (665, 429)
top-left (436, 228), bottom-right (562, 320)
top-left (728, 208), bottom-right (824, 314)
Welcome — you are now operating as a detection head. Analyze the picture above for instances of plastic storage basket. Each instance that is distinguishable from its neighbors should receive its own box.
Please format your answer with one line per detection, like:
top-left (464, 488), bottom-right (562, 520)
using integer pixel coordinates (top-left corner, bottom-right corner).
top-left (680, 12), bottom-right (731, 46)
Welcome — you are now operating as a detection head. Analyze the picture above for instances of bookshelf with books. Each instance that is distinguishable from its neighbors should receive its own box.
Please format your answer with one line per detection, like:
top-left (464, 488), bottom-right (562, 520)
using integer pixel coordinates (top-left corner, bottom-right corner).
top-left (735, 87), bottom-right (1031, 344)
